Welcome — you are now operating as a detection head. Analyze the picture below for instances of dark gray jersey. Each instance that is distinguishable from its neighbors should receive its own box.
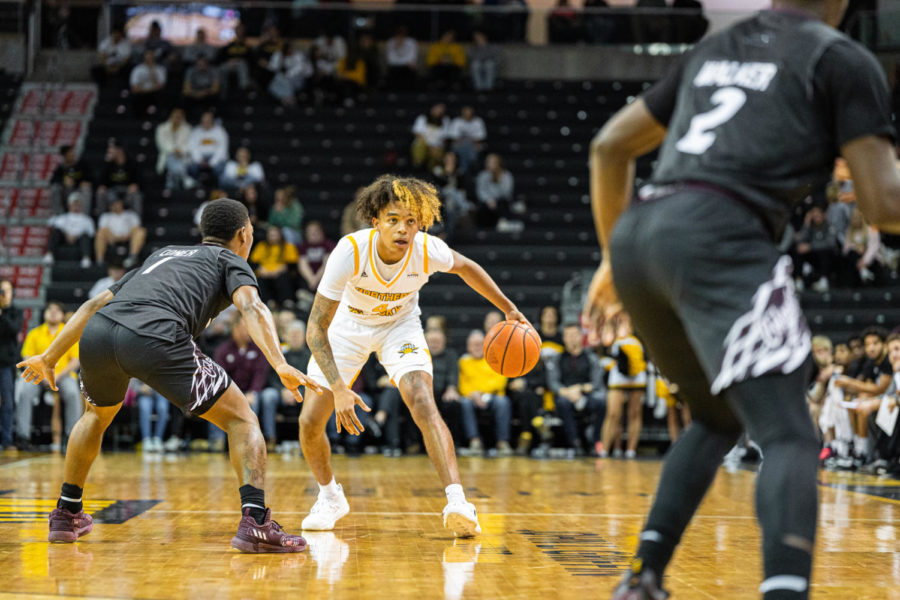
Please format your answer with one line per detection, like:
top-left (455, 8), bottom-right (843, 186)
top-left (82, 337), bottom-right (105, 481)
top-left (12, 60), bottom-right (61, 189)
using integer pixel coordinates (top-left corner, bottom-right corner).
top-left (99, 244), bottom-right (258, 342)
top-left (643, 9), bottom-right (895, 235)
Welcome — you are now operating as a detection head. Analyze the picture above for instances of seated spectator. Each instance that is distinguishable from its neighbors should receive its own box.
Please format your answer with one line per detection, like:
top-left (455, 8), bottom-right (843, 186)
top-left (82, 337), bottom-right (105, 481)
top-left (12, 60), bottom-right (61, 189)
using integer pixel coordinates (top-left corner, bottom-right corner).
top-left (212, 316), bottom-right (278, 451)
top-left (0, 280), bottom-right (21, 451)
top-left (45, 192), bottom-right (95, 268)
top-left (449, 106), bottom-right (487, 175)
top-left (426, 30), bottom-right (466, 89)
top-left (364, 355), bottom-right (404, 456)
top-left (134, 380), bottom-right (168, 452)
top-left (261, 319), bottom-right (311, 443)
top-left (432, 152), bottom-right (471, 241)
top-left (215, 23), bottom-right (251, 99)
top-left (795, 205), bottom-right (837, 292)
top-left (385, 26), bottom-right (418, 89)
top-left (298, 221), bottom-right (335, 291)
top-left (827, 171), bottom-right (854, 246)
top-left (95, 198), bottom-right (146, 268)
top-left (469, 31), bottom-right (501, 91)
top-left (411, 103), bottom-right (450, 171)
top-left (425, 325), bottom-right (464, 446)
top-left (546, 324), bottom-right (606, 455)
top-left (141, 20), bottom-right (175, 66)
top-left (306, 45), bottom-right (338, 101)
top-left (506, 354), bottom-right (548, 455)
top-left (252, 25), bottom-right (283, 88)
top-left (341, 197), bottom-right (368, 236)
top-left (840, 208), bottom-right (882, 287)
top-left (268, 186), bottom-right (304, 245)
top-left (182, 56), bottom-right (221, 116)
top-left (181, 28), bottom-right (217, 65)
top-left (475, 153), bottom-right (516, 230)
top-left (358, 33), bottom-right (381, 88)
top-left (96, 144), bottom-right (143, 215)
top-left (130, 49), bottom-right (166, 116)
top-left (88, 263), bottom-right (127, 298)
top-left (539, 305), bottom-right (564, 355)
top-left (336, 43), bottom-right (367, 101)
top-left (91, 27), bottom-right (132, 87)
top-left (458, 329), bottom-right (513, 456)
top-left (808, 335), bottom-right (852, 464)
top-left (187, 111), bottom-right (229, 186)
top-left (313, 31), bottom-right (347, 76)
top-left (50, 145), bottom-right (94, 215)
top-left (866, 334), bottom-right (900, 476)
top-left (483, 310), bottom-right (503, 334)
top-left (220, 146), bottom-right (266, 194)
top-left (548, 0), bottom-right (583, 43)
top-left (599, 314), bottom-right (646, 459)
top-left (250, 226), bottom-right (299, 307)
top-left (240, 184), bottom-right (268, 228)
top-left (155, 108), bottom-right (193, 190)
top-left (16, 301), bottom-right (81, 451)
top-left (268, 40), bottom-right (313, 107)
top-left (193, 188), bottom-right (228, 227)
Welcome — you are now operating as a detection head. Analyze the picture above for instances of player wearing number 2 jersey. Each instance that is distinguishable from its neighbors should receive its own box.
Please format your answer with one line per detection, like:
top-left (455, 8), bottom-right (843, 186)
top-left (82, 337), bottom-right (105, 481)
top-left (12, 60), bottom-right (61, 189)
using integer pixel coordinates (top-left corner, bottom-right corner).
top-left (18, 199), bottom-right (321, 553)
top-left (299, 175), bottom-right (528, 537)
top-left (583, 1), bottom-right (900, 599)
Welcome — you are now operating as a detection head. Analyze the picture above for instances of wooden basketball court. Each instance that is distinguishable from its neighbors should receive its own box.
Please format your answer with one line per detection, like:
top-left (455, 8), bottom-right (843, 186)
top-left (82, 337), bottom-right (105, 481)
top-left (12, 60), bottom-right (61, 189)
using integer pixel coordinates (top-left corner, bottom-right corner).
top-left (1, 453), bottom-right (898, 599)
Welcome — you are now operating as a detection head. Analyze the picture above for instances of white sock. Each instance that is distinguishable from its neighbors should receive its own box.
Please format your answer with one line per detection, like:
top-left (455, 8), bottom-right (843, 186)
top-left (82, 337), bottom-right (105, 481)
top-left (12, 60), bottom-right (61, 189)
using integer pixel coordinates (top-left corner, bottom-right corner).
top-left (319, 478), bottom-right (341, 498)
top-left (857, 437), bottom-right (869, 457)
top-left (445, 483), bottom-right (466, 504)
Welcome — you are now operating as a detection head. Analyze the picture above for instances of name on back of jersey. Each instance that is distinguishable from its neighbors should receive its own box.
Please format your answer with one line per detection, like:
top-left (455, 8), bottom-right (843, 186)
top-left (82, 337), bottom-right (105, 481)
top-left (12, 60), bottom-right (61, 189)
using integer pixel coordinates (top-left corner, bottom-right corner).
top-left (693, 60), bottom-right (778, 92)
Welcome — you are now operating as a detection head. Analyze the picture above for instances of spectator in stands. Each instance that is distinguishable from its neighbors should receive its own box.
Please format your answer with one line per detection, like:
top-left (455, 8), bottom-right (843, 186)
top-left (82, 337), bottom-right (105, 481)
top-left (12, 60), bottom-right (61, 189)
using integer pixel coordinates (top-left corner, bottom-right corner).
top-left (88, 263), bottom-right (126, 298)
top-left (358, 33), bottom-right (381, 88)
top-left (314, 31), bottom-right (347, 75)
top-left (868, 334), bottom-right (900, 477)
top-left (0, 279), bottom-right (22, 451)
top-left (95, 198), bottom-right (146, 268)
top-left (432, 152), bottom-right (470, 241)
top-left (268, 40), bottom-right (313, 107)
top-left (336, 43), bottom-right (368, 102)
top-left (808, 335), bottom-right (848, 463)
top-left (469, 31), bottom-right (501, 91)
top-left (458, 329), bottom-right (513, 456)
top-left (386, 26), bottom-right (418, 89)
top-left (220, 146), bottom-right (266, 194)
top-left (91, 27), bottom-right (132, 87)
top-left (426, 30), bottom-right (466, 89)
top-left (209, 316), bottom-right (278, 451)
top-left (16, 301), bottom-right (81, 452)
top-left (475, 153), bottom-right (516, 230)
top-left (506, 356), bottom-right (548, 455)
top-left (847, 334), bottom-right (866, 378)
top-left (182, 28), bottom-right (217, 65)
top-left (252, 24), bottom-right (283, 88)
top-left (182, 55), bottom-right (221, 116)
top-left (547, 324), bottom-right (605, 456)
top-left (483, 310), bottom-right (503, 334)
top-left (840, 208), bottom-right (882, 287)
top-left (216, 23), bottom-right (251, 99)
top-left (599, 315), bottom-right (646, 459)
top-left (268, 186), bottom-right (304, 245)
top-left (130, 49), bottom-right (166, 116)
top-left (45, 192), bottom-right (94, 268)
top-left (193, 188), bottom-right (227, 227)
top-left (306, 45), bottom-right (339, 102)
top-left (548, 0), bottom-right (583, 43)
top-left (341, 197), bottom-right (368, 236)
top-left (425, 324), bottom-right (464, 445)
top-left (411, 103), bottom-right (450, 171)
top-left (187, 111), bottom-right (229, 185)
top-left (239, 184), bottom-right (268, 228)
top-left (449, 106), bottom-right (487, 175)
top-left (135, 381), bottom-right (168, 452)
top-left (261, 319), bottom-right (311, 446)
top-left (140, 20), bottom-right (175, 65)
top-left (50, 145), bottom-right (93, 215)
top-left (96, 144), bottom-right (143, 216)
top-left (250, 226), bottom-right (299, 307)
top-left (155, 108), bottom-right (193, 190)
top-left (539, 305), bottom-right (564, 355)
top-left (298, 221), bottom-right (335, 291)
top-left (795, 205), bottom-right (837, 293)
top-left (828, 170), bottom-right (855, 245)
top-left (364, 356), bottom-right (403, 455)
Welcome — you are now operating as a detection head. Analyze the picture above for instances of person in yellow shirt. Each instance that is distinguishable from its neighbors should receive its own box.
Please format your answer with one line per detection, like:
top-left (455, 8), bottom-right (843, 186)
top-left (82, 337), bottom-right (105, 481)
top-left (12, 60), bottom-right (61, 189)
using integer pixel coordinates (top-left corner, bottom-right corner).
top-left (17, 301), bottom-right (82, 450)
top-left (249, 226), bottom-right (298, 307)
top-left (336, 44), bottom-right (367, 101)
top-left (457, 329), bottom-right (512, 456)
top-left (600, 313), bottom-right (647, 459)
top-left (426, 30), bottom-right (466, 88)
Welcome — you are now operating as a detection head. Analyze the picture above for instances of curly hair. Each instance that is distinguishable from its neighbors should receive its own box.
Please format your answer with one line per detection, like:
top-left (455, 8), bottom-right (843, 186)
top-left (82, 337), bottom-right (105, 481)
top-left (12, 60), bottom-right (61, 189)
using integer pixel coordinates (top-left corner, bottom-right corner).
top-left (200, 198), bottom-right (249, 243)
top-left (355, 174), bottom-right (442, 230)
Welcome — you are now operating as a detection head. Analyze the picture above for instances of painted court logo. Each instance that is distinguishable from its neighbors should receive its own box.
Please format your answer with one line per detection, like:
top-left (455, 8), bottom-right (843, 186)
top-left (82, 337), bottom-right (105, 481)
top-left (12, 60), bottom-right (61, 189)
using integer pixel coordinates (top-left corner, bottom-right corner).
top-left (398, 343), bottom-right (418, 356)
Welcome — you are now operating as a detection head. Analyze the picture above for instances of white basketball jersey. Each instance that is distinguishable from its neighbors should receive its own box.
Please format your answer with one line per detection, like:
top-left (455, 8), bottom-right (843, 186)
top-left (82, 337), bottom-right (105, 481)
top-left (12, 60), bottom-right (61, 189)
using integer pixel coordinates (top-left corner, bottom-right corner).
top-left (317, 228), bottom-right (455, 324)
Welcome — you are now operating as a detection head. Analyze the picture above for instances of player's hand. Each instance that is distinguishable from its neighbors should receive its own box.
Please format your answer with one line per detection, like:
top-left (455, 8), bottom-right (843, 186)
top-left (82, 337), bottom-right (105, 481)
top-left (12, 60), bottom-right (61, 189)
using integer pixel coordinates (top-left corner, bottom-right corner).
top-left (333, 385), bottom-right (371, 436)
top-left (584, 261), bottom-right (624, 346)
top-left (505, 309), bottom-right (530, 327)
top-left (17, 355), bottom-right (58, 391)
top-left (275, 363), bottom-right (324, 401)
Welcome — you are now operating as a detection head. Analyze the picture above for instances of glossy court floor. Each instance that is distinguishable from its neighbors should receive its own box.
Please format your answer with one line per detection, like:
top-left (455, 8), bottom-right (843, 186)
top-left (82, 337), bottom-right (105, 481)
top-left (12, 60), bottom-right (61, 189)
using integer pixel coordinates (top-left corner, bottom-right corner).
top-left (0, 452), bottom-right (898, 600)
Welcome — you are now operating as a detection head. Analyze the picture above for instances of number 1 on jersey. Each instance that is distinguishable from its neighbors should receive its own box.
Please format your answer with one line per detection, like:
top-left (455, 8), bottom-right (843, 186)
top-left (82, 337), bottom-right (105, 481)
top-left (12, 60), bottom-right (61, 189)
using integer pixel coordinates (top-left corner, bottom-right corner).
top-left (675, 86), bottom-right (747, 155)
top-left (142, 256), bottom-right (176, 274)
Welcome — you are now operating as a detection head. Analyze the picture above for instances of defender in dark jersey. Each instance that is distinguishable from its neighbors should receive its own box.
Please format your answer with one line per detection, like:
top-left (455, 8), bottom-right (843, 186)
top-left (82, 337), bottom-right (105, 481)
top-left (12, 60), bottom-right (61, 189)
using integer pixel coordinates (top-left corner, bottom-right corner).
top-left (18, 199), bottom-right (323, 553)
top-left (584, 1), bottom-right (900, 599)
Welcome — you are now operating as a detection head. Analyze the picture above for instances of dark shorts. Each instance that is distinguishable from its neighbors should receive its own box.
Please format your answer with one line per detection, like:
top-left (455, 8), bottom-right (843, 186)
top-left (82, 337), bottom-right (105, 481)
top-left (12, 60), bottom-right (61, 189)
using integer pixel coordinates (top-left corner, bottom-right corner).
top-left (78, 313), bottom-right (231, 415)
top-left (609, 189), bottom-right (810, 432)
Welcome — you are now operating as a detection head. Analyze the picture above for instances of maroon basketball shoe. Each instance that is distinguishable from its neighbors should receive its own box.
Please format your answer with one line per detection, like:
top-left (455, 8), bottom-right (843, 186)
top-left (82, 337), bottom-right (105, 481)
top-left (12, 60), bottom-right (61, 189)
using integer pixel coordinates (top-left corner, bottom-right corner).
top-left (231, 508), bottom-right (307, 553)
top-left (48, 508), bottom-right (94, 543)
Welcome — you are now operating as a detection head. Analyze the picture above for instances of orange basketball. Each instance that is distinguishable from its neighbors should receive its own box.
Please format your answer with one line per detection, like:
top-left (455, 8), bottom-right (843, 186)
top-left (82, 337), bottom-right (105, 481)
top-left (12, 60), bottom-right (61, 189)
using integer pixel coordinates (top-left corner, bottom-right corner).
top-left (483, 320), bottom-right (542, 377)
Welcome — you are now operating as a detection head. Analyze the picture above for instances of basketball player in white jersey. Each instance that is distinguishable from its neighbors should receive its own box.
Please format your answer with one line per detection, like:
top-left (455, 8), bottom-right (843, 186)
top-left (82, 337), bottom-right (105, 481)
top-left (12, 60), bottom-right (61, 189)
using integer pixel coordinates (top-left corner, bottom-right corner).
top-left (300, 175), bottom-right (527, 536)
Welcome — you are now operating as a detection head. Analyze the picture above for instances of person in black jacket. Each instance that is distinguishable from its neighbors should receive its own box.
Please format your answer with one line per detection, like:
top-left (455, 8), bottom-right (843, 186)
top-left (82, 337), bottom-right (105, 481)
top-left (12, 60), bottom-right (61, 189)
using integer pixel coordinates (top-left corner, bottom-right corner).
top-left (0, 279), bottom-right (23, 450)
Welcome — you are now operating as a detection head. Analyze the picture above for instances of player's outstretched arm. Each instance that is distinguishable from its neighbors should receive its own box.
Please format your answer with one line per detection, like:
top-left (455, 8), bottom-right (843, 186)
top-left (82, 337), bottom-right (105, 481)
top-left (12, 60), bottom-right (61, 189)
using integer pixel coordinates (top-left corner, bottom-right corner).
top-left (18, 290), bottom-right (113, 391)
top-left (448, 250), bottom-right (528, 324)
top-left (841, 135), bottom-right (900, 234)
top-left (232, 285), bottom-right (323, 400)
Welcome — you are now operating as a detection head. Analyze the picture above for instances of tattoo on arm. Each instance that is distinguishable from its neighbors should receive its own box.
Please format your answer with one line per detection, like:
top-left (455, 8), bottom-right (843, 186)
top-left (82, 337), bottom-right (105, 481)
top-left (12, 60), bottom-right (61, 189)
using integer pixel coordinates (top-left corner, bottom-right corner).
top-left (307, 294), bottom-right (343, 387)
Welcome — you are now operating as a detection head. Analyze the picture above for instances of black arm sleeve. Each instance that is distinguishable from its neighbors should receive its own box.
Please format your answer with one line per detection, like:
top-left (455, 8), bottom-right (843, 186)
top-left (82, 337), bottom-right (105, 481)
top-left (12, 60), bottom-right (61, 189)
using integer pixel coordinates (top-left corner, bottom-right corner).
top-left (642, 55), bottom-right (688, 127)
top-left (816, 40), bottom-right (896, 149)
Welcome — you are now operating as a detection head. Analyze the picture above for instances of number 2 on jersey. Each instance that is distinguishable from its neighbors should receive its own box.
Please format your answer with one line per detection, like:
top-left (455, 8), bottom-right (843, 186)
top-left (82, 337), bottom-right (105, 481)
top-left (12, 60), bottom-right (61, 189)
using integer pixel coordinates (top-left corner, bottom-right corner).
top-left (675, 86), bottom-right (747, 155)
